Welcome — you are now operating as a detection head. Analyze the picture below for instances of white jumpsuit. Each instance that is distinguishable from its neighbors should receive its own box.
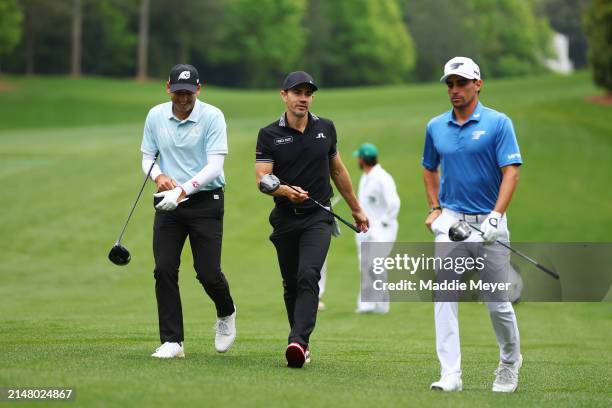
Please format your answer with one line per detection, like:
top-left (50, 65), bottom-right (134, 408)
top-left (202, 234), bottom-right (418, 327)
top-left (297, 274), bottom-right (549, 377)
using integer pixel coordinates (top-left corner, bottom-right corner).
top-left (355, 164), bottom-right (400, 313)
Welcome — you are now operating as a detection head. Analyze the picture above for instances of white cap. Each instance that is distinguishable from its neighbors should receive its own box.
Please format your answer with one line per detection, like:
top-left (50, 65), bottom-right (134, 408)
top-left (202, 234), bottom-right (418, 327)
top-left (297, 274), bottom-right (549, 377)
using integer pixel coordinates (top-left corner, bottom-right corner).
top-left (440, 56), bottom-right (481, 82)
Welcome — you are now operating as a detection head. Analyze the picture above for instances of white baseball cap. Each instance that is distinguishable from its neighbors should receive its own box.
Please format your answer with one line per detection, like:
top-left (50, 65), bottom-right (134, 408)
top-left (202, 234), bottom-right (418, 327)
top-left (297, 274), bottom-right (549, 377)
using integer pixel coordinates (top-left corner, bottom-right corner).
top-left (440, 57), bottom-right (481, 82)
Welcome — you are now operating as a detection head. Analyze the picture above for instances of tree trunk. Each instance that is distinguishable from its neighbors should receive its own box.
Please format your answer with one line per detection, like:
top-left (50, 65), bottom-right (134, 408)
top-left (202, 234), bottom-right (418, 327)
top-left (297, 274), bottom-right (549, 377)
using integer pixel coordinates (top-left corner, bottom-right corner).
top-left (24, 4), bottom-right (34, 75)
top-left (137, 0), bottom-right (150, 81)
top-left (70, 0), bottom-right (82, 77)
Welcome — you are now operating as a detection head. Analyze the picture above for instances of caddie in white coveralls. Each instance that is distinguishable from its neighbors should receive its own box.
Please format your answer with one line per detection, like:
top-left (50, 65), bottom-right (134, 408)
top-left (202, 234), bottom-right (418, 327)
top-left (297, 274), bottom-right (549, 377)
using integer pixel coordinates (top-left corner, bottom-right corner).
top-left (353, 143), bottom-right (400, 314)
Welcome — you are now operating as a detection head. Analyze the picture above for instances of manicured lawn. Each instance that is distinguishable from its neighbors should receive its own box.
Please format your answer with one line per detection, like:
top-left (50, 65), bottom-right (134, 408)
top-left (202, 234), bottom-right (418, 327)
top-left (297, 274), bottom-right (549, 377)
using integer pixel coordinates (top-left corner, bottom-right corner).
top-left (0, 73), bottom-right (610, 406)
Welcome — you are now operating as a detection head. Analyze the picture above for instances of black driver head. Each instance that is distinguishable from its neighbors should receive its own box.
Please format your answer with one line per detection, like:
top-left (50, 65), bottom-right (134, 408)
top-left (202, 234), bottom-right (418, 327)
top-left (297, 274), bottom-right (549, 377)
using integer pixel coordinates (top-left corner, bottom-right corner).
top-left (108, 243), bottom-right (131, 266)
top-left (449, 220), bottom-right (472, 242)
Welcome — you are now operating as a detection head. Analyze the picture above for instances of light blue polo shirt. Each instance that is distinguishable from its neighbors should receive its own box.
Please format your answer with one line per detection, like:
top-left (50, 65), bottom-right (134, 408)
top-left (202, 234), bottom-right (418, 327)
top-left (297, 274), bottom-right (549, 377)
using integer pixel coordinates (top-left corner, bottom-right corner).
top-left (421, 102), bottom-right (522, 214)
top-left (141, 99), bottom-right (227, 191)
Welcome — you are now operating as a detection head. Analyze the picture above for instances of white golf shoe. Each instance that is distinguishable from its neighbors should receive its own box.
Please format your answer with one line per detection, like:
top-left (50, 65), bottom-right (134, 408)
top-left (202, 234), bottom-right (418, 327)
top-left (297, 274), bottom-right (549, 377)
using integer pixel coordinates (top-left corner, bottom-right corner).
top-left (151, 342), bottom-right (184, 358)
top-left (430, 373), bottom-right (463, 391)
top-left (374, 302), bottom-right (390, 314)
top-left (492, 355), bottom-right (523, 392)
top-left (214, 307), bottom-right (236, 353)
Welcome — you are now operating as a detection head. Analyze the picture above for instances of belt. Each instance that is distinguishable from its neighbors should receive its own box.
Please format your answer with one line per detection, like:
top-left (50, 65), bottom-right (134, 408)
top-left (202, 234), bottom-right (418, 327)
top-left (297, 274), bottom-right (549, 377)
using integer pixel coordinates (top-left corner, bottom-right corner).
top-left (443, 208), bottom-right (490, 223)
top-left (278, 202), bottom-right (330, 216)
top-left (189, 187), bottom-right (223, 200)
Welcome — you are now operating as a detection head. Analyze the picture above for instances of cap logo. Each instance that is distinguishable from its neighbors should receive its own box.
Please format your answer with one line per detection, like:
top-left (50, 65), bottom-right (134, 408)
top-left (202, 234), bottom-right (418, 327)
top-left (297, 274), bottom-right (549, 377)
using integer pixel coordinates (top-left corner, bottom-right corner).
top-left (450, 62), bottom-right (464, 70)
top-left (178, 71), bottom-right (191, 80)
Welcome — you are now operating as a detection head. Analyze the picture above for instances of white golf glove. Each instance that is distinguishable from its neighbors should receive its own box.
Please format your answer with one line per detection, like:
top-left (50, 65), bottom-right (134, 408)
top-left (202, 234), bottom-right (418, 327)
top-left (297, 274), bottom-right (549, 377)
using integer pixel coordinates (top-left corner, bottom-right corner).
top-left (480, 211), bottom-right (502, 243)
top-left (154, 187), bottom-right (188, 211)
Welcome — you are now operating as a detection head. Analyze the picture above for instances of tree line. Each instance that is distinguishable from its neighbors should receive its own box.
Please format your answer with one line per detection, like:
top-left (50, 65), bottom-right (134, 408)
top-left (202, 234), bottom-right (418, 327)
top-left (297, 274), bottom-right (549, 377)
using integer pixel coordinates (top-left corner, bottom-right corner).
top-left (0, 0), bottom-right (606, 91)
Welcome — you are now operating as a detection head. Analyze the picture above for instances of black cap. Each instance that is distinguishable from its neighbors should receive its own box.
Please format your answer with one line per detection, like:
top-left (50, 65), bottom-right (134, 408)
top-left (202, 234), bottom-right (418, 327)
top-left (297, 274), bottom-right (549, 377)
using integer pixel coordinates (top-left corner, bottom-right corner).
top-left (281, 71), bottom-right (318, 91)
top-left (168, 64), bottom-right (200, 93)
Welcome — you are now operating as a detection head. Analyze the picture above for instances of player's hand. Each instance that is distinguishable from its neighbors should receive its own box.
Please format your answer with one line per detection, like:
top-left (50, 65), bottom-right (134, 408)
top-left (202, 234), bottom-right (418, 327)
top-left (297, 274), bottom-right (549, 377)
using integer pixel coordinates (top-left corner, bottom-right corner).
top-left (154, 186), bottom-right (188, 211)
top-left (155, 174), bottom-right (179, 192)
top-left (285, 186), bottom-right (309, 203)
top-left (425, 209), bottom-right (442, 232)
top-left (352, 209), bottom-right (369, 233)
top-left (481, 211), bottom-right (502, 243)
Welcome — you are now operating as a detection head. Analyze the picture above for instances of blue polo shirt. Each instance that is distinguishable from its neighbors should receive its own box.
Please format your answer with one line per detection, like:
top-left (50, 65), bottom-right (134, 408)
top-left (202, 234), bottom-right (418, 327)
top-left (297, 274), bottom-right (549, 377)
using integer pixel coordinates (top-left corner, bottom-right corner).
top-left (421, 102), bottom-right (522, 214)
top-left (141, 99), bottom-right (227, 191)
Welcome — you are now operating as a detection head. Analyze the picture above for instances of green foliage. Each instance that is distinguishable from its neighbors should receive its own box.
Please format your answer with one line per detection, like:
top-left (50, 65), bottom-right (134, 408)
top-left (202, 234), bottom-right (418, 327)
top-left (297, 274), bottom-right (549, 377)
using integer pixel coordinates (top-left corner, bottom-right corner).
top-left (583, 0), bottom-right (612, 92)
top-left (1, 0), bottom-right (562, 86)
top-left (147, 0), bottom-right (223, 79)
top-left (320, 0), bottom-right (415, 86)
top-left (462, 0), bottom-right (552, 78)
top-left (4, 0), bottom-right (72, 74)
top-left (405, 0), bottom-right (478, 81)
top-left (0, 0), bottom-right (23, 56)
top-left (405, 0), bottom-right (553, 81)
top-left (211, 0), bottom-right (307, 88)
top-left (82, 0), bottom-right (138, 76)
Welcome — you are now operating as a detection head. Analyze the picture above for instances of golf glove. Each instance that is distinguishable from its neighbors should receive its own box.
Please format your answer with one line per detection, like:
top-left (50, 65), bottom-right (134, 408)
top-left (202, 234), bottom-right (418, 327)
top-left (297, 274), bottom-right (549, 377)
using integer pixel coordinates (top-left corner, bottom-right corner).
top-left (154, 187), bottom-right (187, 211)
top-left (480, 211), bottom-right (502, 243)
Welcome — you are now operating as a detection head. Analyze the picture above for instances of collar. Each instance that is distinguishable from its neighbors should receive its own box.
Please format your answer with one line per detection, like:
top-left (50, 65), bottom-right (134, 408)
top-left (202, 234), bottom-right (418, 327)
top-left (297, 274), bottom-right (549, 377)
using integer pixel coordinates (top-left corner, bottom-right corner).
top-left (446, 101), bottom-right (484, 126)
top-left (278, 111), bottom-right (319, 128)
top-left (364, 163), bottom-right (381, 177)
top-left (168, 99), bottom-right (201, 123)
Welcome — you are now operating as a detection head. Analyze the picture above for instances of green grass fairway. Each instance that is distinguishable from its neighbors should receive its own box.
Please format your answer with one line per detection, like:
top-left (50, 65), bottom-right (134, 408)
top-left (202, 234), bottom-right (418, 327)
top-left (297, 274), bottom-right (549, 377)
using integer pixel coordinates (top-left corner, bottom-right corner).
top-left (0, 73), bottom-right (610, 407)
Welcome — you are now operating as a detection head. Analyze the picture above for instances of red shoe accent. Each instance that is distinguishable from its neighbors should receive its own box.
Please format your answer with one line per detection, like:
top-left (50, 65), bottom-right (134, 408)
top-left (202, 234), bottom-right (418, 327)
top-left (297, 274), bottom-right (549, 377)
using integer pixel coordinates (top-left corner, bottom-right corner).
top-left (285, 342), bottom-right (306, 368)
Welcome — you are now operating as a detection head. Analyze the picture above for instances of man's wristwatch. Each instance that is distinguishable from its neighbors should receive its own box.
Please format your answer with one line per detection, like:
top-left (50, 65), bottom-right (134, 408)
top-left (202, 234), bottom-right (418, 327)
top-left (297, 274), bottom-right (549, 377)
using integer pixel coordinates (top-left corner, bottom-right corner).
top-left (428, 206), bottom-right (442, 214)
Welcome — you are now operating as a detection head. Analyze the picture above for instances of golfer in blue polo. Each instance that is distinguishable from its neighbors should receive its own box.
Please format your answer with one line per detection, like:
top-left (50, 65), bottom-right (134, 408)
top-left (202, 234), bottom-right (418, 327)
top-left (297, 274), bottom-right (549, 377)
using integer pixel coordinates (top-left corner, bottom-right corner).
top-left (422, 57), bottom-right (523, 392)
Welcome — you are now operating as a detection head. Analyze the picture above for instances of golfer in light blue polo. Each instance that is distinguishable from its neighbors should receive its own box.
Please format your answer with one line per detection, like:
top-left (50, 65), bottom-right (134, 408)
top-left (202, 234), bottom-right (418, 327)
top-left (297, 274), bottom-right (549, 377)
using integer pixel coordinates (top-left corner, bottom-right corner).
top-left (141, 64), bottom-right (236, 359)
top-left (422, 57), bottom-right (523, 393)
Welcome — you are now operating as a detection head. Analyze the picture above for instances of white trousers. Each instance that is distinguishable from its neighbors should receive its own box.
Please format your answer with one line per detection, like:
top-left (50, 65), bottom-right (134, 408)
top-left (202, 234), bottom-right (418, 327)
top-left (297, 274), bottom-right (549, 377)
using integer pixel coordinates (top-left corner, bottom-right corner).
top-left (356, 221), bottom-right (398, 312)
top-left (432, 209), bottom-right (521, 376)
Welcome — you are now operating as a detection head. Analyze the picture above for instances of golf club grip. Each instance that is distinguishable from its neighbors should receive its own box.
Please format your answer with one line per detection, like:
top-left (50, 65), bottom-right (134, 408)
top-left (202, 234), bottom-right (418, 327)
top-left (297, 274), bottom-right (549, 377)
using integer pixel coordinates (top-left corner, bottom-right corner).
top-left (532, 262), bottom-right (560, 280)
top-left (330, 211), bottom-right (361, 233)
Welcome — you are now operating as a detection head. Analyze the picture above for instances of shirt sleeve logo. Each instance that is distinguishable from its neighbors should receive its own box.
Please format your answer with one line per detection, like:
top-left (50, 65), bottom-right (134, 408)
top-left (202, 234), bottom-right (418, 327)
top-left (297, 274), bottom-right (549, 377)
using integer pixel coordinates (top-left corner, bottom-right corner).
top-left (507, 153), bottom-right (521, 160)
top-left (274, 136), bottom-right (294, 145)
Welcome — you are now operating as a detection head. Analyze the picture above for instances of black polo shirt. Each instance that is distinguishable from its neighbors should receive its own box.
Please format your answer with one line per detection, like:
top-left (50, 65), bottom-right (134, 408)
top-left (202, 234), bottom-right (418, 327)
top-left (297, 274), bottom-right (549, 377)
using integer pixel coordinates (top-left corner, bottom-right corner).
top-left (256, 112), bottom-right (338, 211)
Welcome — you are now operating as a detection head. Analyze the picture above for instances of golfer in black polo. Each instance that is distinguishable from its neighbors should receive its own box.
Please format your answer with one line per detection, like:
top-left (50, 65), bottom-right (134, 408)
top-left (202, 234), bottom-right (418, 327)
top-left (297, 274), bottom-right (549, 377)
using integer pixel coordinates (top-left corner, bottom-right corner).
top-left (255, 71), bottom-right (369, 368)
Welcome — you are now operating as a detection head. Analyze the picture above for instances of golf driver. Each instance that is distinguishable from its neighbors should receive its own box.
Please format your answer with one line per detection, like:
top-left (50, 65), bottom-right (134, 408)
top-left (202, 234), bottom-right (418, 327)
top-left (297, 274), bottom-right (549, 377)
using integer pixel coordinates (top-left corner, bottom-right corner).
top-left (448, 220), bottom-right (560, 280)
top-left (108, 153), bottom-right (158, 266)
top-left (259, 174), bottom-right (361, 233)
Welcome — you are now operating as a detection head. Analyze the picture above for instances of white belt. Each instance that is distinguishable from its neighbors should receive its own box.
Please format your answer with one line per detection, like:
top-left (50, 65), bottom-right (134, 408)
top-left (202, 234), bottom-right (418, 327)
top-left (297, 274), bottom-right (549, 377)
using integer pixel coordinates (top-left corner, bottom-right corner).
top-left (443, 208), bottom-right (494, 224)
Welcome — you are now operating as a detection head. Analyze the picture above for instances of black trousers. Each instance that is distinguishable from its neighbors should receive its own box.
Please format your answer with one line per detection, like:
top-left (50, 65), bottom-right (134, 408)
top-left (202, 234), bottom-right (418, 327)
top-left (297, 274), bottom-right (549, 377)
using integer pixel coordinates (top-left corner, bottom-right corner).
top-left (153, 188), bottom-right (235, 343)
top-left (269, 206), bottom-right (333, 346)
